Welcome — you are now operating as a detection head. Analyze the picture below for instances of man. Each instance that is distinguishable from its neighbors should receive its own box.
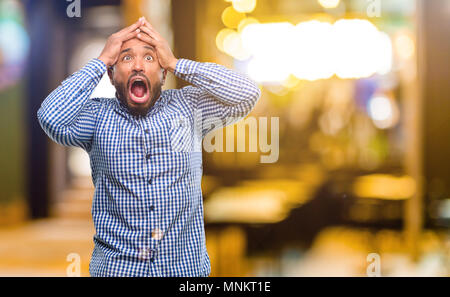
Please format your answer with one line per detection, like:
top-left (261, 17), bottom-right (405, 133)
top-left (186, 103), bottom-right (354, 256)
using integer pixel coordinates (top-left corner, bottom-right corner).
top-left (37, 17), bottom-right (260, 277)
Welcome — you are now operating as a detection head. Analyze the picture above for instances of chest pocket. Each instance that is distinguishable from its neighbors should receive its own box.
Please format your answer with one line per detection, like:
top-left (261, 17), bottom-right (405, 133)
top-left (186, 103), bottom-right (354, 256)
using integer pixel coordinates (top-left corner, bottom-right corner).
top-left (167, 114), bottom-right (193, 153)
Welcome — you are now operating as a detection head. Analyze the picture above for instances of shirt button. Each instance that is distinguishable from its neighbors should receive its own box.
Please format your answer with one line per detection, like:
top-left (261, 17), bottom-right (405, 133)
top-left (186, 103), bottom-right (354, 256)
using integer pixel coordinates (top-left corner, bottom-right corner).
top-left (146, 153), bottom-right (151, 159)
top-left (149, 205), bottom-right (155, 211)
top-left (150, 257), bottom-right (155, 263)
top-left (144, 129), bottom-right (150, 134)
top-left (148, 179), bottom-right (152, 185)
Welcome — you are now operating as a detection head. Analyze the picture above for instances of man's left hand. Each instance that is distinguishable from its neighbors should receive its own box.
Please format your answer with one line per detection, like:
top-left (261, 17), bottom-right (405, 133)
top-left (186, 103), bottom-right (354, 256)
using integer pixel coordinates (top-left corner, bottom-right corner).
top-left (137, 17), bottom-right (178, 73)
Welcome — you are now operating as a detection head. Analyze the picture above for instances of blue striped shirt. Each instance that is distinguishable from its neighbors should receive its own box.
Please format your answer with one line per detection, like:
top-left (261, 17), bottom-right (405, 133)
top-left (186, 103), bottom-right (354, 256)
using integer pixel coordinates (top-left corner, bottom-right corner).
top-left (37, 58), bottom-right (260, 276)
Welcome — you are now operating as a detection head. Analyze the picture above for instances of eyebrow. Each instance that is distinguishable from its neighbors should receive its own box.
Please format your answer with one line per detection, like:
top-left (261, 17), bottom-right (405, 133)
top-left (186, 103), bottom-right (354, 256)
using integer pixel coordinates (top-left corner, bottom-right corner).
top-left (143, 45), bottom-right (155, 52)
top-left (119, 48), bottom-right (132, 55)
top-left (119, 46), bottom-right (155, 56)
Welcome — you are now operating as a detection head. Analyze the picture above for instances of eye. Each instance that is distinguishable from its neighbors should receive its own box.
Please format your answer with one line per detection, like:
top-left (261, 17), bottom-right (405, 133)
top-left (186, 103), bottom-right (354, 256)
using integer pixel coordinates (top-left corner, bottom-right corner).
top-left (123, 55), bottom-right (132, 61)
top-left (145, 55), bottom-right (153, 61)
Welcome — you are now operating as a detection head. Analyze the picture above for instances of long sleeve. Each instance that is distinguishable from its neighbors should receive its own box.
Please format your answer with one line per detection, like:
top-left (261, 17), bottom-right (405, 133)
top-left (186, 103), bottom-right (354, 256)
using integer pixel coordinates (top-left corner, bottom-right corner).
top-left (173, 59), bottom-right (261, 137)
top-left (37, 58), bottom-right (106, 151)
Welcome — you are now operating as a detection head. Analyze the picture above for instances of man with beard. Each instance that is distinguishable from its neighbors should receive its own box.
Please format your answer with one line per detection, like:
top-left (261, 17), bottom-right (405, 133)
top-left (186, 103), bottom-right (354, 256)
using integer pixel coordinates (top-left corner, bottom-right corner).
top-left (37, 17), bottom-right (260, 276)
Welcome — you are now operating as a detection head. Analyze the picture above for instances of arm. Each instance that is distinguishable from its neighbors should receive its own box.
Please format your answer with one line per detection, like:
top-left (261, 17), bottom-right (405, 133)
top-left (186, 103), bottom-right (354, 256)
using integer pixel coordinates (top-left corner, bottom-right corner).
top-left (37, 19), bottom-right (143, 150)
top-left (37, 59), bottom-right (106, 151)
top-left (173, 59), bottom-right (261, 136)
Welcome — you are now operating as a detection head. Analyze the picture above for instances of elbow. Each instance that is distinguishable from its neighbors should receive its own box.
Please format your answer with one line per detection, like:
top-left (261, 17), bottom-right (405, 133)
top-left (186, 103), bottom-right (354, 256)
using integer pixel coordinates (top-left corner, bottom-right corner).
top-left (36, 106), bottom-right (47, 134)
top-left (36, 105), bottom-right (52, 134)
top-left (245, 81), bottom-right (261, 111)
top-left (251, 83), bottom-right (261, 104)
top-left (36, 105), bottom-right (65, 144)
top-left (36, 106), bottom-right (44, 128)
top-left (232, 83), bottom-right (260, 119)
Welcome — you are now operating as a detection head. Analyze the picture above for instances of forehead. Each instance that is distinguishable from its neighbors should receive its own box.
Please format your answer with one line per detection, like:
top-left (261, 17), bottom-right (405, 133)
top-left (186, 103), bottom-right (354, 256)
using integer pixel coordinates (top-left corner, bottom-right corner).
top-left (120, 38), bottom-right (155, 52)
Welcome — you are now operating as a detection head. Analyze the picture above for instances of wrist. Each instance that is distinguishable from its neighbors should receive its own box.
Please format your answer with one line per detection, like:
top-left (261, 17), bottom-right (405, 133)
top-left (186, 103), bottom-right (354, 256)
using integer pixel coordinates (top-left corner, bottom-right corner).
top-left (167, 58), bottom-right (179, 73)
top-left (97, 55), bottom-right (111, 67)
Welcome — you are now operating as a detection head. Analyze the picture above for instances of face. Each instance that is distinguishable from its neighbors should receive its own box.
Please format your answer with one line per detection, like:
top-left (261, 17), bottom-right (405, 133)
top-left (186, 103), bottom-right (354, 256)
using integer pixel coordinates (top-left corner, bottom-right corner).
top-left (108, 38), bottom-right (166, 116)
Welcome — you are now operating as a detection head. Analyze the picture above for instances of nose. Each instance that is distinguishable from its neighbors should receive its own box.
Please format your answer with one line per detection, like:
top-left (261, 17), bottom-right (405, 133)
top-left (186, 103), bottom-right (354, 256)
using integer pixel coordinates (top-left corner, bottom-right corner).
top-left (132, 58), bottom-right (144, 72)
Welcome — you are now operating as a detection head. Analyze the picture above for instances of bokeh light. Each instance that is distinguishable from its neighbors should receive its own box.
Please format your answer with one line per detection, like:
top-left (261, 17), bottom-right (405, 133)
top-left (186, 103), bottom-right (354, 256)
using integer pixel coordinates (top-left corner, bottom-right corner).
top-left (318, 0), bottom-right (340, 9)
top-left (332, 19), bottom-right (392, 79)
top-left (242, 22), bottom-right (294, 82)
top-left (394, 32), bottom-right (415, 60)
top-left (232, 0), bottom-right (257, 13)
top-left (292, 20), bottom-right (335, 81)
top-left (237, 19), bottom-right (393, 83)
top-left (237, 16), bottom-right (259, 33)
top-left (367, 94), bottom-right (399, 129)
top-left (222, 6), bottom-right (246, 29)
top-left (216, 28), bottom-right (236, 53)
top-left (353, 174), bottom-right (416, 200)
top-left (223, 30), bottom-right (251, 61)
top-left (0, 0), bottom-right (29, 90)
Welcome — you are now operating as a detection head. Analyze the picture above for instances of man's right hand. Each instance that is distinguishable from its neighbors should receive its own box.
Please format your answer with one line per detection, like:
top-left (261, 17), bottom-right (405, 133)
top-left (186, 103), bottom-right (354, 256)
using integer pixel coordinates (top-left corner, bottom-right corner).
top-left (98, 19), bottom-right (144, 67)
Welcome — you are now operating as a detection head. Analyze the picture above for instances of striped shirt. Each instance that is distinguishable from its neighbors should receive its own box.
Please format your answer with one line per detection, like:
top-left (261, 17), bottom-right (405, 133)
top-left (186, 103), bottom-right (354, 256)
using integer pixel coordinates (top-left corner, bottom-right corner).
top-left (37, 58), bottom-right (260, 276)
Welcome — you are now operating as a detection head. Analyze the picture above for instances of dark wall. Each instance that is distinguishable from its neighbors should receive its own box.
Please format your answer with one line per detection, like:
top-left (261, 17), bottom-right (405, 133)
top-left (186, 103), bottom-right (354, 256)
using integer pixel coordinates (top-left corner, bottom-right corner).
top-left (171, 0), bottom-right (198, 88)
top-left (420, 0), bottom-right (450, 214)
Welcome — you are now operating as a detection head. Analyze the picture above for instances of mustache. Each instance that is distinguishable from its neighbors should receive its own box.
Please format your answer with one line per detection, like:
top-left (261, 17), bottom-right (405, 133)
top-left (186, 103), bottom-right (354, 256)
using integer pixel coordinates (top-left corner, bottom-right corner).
top-left (127, 72), bottom-right (151, 91)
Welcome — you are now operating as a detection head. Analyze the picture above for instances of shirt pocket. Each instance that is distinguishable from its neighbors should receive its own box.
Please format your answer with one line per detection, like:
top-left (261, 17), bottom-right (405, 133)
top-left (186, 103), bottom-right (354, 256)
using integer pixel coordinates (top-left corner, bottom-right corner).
top-left (168, 114), bottom-right (193, 153)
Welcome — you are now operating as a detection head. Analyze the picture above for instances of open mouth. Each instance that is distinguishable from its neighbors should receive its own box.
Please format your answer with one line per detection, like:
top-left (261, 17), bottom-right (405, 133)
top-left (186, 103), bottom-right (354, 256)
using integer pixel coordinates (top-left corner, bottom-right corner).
top-left (128, 76), bottom-right (150, 104)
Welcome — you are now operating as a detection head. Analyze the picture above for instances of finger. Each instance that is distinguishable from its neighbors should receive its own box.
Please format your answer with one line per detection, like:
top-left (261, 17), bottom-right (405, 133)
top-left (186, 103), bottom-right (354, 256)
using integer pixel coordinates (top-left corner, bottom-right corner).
top-left (137, 32), bottom-right (157, 46)
top-left (139, 25), bottom-right (159, 41)
top-left (121, 29), bottom-right (140, 42)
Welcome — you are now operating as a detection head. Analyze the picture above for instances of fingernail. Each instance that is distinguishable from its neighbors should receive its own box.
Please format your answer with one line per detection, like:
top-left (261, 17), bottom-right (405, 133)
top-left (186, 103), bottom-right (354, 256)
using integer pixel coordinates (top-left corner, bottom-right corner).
top-left (136, 29), bottom-right (140, 33)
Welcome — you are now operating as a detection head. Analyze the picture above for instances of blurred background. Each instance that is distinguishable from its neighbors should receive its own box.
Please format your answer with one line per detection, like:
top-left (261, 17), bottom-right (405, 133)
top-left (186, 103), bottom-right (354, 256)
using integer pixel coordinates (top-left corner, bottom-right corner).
top-left (0, 0), bottom-right (449, 276)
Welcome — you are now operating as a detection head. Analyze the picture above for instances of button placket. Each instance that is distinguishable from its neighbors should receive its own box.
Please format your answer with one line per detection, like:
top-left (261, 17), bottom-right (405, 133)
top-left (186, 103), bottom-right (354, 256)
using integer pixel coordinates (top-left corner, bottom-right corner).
top-left (137, 119), bottom-right (156, 250)
top-left (143, 122), bottom-right (153, 186)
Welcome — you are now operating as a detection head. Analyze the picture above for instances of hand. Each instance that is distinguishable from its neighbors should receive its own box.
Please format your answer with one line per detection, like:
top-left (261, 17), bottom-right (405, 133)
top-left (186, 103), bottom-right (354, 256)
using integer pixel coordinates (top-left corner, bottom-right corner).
top-left (98, 19), bottom-right (143, 67)
top-left (137, 17), bottom-right (179, 72)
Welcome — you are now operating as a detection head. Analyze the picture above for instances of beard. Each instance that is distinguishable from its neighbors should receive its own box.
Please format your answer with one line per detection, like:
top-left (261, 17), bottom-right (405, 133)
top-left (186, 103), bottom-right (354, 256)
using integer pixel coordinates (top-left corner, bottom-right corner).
top-left (114, 74), bottom-right (161, 117)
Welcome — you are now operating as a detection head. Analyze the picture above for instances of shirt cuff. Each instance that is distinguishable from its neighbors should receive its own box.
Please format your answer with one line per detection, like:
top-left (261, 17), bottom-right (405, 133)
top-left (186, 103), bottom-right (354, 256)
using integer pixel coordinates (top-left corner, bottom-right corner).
top-left (173, 58), bottom-right (200, 79)
top-left (81, 58), bottom-right (107, 82)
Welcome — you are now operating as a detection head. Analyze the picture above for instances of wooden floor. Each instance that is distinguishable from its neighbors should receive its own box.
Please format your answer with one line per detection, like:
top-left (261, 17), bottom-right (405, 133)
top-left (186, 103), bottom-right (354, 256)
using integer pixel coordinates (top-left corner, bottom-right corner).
top-left (0, 180), bottom-right (95, 277)
top-left (0, 179), bottom-right (447, 277)
top-left (0, 217), bottom-right (94, 276)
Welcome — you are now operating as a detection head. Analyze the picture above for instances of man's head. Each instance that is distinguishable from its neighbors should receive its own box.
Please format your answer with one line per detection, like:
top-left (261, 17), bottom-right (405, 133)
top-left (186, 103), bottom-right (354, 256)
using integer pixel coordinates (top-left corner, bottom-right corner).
top-left (108, 37), bottom-right (167, 116)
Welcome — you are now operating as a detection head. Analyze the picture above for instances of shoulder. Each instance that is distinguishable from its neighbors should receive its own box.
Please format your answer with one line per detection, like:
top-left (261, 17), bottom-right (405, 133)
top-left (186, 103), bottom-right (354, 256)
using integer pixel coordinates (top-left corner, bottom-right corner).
top-left (162, 87), bottom-right (199, 115)
top-left (86, 97), bottom-right (116, 113)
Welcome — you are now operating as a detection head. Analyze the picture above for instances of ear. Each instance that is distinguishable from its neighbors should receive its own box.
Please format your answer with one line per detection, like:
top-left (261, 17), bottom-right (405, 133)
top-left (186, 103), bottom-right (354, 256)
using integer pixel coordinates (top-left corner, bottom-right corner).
top-left (161, 69), bottom-right (167, 85)
top-left (107, 66), bottom-right (114, 85)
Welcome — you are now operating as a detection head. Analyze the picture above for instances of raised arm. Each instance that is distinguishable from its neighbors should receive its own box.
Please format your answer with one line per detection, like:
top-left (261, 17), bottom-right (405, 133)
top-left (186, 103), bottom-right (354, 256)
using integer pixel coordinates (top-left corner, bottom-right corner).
top-left (37, 59), bottom-right (106, 151)
top-left (37, 20), bottom-right (143, 151)
top-left (173, 59), bottom-right (261, 137)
